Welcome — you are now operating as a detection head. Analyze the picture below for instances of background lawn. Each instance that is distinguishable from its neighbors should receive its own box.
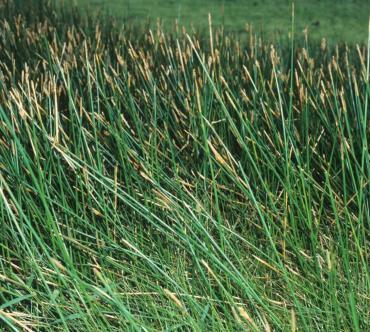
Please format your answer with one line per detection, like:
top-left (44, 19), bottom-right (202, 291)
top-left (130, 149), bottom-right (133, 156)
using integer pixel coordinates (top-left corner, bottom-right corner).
top-left (74, 0), bottom-right (370, 42)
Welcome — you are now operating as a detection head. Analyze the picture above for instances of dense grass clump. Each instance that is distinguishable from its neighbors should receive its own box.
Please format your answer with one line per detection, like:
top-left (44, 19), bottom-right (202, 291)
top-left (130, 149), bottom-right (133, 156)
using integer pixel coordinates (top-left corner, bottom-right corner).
top-left (0, 1), bottom-right (369, 330)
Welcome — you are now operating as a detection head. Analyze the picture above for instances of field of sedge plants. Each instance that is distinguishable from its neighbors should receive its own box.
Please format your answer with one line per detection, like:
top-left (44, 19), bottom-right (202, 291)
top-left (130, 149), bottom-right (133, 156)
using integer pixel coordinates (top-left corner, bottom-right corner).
top-left (0, 1), bottom-right (369, 331)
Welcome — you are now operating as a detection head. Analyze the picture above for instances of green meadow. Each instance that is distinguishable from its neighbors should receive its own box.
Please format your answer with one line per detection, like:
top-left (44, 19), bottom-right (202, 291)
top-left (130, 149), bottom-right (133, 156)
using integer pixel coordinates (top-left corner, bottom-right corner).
top-left (76, 0), bottom-right (370, 42)
top-left (0, 0), bottom-right (369, 331)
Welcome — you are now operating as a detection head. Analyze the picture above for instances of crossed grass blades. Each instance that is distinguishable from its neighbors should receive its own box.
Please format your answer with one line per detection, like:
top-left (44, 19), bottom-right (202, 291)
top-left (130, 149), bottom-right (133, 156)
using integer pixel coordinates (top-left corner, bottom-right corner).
top-left (0, 0), bottom-right (369, 330)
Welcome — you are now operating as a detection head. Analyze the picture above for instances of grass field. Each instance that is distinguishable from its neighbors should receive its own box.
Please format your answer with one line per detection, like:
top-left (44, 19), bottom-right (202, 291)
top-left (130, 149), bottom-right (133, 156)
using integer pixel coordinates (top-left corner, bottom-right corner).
top-left (75, 0), bottom-right (370, 42)
top-left (0, 0), bottom-right (369, 331)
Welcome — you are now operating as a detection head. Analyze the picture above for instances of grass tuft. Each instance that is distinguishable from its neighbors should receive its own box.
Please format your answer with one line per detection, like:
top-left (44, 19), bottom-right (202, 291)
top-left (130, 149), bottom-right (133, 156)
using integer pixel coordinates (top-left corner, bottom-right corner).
top-left (0, 0), bottom-right (369, 330)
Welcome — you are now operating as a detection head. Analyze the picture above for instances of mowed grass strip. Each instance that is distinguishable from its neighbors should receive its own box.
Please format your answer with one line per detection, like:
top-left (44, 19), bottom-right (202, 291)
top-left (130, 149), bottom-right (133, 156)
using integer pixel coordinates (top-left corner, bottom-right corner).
top-left (75, 0), bottom-right (370, 43)
top-left (0, 1), bottom-right (369, 331)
